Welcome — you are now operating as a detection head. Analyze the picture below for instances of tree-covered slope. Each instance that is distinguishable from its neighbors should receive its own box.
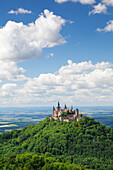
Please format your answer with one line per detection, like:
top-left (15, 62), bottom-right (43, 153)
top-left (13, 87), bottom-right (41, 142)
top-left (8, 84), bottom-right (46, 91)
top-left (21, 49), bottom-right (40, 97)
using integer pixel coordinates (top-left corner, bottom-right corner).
top-left (0, 116), bottom-right (113, 169)
top-left (0, 152), bottom-right (89, 170)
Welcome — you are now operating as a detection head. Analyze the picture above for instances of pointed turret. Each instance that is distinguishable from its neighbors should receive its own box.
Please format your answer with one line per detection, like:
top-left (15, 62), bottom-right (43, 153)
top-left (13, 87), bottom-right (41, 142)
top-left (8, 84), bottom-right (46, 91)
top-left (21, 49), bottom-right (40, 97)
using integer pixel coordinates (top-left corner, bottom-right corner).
top-left (57, 102), bottom-right (60, 111)
top-left (64, 104), bottom-right (67, 110)
top-left (75, 108), bottom-right (79, 116)
top-left (58, 102), bottom-right (60, 108)
top-left (52, 106), bottom-right (55, 116)
top-left (71, 106), bottom-right (73, 110)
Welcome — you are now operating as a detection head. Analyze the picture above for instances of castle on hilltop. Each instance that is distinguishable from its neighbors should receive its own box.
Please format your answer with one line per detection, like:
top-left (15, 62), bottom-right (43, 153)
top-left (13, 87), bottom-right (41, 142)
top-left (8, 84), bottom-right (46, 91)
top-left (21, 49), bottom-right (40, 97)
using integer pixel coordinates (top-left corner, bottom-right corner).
top-left (50, 102), bottom-right (83, 122)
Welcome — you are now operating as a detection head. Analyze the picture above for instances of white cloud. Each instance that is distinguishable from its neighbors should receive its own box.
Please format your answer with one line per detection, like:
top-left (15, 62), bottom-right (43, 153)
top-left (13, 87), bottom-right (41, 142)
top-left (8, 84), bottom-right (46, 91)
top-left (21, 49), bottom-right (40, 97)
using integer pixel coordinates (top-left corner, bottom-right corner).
top-left (0, 10), bottom-right (66, 83)
top-left (46, 53), bottom-right (54, 58)
top-left (8, 8), bottom-right (32, 15)
top-left (2, 60), bottom-right (113, 106)
top-left (67, 60), bottom-right (73, 65)
top-left (0, 61), bottom-right (26, 82)
top-left (55, 0), bottom-right (95, 5)
top-left (0, 9), bottom-right (66, 62)
top-left (0, 84), bottom-right (17, 97)
top-left (102, 0), bottom-right (113, 6)
top-left (97, 20), bottom-right (113, 32)
top-left (89, 3), bottom-right (107, 15)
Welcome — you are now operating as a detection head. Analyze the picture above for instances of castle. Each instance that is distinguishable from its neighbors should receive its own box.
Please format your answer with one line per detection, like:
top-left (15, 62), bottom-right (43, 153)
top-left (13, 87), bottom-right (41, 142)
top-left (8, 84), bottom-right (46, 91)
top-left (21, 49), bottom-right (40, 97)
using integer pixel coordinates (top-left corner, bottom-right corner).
top-left (51, 102), bottom-right (82, 122)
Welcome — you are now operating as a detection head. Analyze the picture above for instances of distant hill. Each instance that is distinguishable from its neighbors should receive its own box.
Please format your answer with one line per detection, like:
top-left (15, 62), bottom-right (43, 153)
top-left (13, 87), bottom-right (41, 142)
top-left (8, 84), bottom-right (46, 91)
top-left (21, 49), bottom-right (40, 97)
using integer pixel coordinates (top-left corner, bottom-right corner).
top-left (0, 116), bottom-right (113, 169)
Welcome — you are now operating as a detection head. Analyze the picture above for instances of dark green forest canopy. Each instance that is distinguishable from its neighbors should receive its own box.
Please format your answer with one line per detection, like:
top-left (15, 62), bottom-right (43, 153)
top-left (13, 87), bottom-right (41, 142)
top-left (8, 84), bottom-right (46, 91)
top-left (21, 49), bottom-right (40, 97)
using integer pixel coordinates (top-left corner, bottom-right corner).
top-left (0, 116), bottom-right (113, 169)
top-left (0, 153), bottom-right (89, 170)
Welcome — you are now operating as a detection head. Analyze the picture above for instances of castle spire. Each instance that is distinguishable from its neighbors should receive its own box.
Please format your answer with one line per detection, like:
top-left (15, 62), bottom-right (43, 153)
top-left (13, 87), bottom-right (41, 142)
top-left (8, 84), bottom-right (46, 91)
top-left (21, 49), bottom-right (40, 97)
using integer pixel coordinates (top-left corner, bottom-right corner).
top-left (52, 106), bottom-right (55, 116)
top-left (71, 106), bottom-right (73, 110)
top-left (64, 104), bottom-right (67, 110)
top-left (58, 102), bottom-right (60, 108)
top-left (57, 102), bottom-right (60, 111)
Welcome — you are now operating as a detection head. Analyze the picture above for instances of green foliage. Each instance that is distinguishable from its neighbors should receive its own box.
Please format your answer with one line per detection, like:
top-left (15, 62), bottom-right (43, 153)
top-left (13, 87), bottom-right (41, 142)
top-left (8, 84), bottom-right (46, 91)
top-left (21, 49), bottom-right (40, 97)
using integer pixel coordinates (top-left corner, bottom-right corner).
top-left (79, 114), bottom-right (83, 117)
top-left (0, 116), bottom-right (113, 169)
top-left (0, 153), bottom-right (87, 170)
top-left (60, 111), bottom-right (68, 117)
top-left (60, 111), bottom-right (74, 117)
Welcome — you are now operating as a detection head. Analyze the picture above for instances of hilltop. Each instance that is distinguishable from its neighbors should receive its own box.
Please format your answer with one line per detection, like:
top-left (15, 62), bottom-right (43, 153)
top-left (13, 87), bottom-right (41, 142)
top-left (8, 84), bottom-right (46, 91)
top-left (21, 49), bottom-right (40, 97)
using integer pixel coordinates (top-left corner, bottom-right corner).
top-left (51, 102), bottom-right (83, 122)
top-left (0, 116), bottom-right (113, 169)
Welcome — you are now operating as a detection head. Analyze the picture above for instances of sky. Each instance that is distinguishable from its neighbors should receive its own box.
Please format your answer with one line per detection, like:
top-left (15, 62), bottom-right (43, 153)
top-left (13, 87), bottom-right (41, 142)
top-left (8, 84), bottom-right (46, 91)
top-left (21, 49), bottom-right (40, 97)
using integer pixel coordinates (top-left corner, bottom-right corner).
top-left (0, 0), bottom-right (113, 107)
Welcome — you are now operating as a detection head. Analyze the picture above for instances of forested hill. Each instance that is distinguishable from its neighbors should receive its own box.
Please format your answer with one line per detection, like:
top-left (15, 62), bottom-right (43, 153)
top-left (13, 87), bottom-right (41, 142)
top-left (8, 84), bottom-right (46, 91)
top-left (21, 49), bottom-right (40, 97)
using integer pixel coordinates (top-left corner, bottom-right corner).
top-left (0, 116), bottom-right (113, 169)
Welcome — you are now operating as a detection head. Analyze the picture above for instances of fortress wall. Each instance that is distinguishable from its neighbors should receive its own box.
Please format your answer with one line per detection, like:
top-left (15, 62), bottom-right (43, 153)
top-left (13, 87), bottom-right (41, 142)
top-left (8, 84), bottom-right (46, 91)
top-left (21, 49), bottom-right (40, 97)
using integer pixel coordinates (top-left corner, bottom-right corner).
top-left (63, 119), bottom-right (70, 122)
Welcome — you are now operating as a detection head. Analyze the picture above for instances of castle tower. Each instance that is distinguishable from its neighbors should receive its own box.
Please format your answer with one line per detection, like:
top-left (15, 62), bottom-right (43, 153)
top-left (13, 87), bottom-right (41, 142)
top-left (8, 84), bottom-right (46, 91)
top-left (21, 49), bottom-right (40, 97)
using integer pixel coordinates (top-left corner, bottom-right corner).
top-left (52, 106), bottom-right (55, 116)
top-left (71, 106), bottom-right (73, 110)
top-left (57, 102), bottom-right (60, 111)
top-left (75, 108), bottom-right (79, 116)
top-left (64, 104), bottom-right (67, 110)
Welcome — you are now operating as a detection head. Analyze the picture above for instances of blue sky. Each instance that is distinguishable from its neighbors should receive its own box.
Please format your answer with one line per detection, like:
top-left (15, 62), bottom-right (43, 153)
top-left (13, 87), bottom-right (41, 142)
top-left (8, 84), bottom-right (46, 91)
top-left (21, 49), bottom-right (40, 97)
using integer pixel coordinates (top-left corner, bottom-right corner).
top-left (0, 0), bottom-right (113, 107)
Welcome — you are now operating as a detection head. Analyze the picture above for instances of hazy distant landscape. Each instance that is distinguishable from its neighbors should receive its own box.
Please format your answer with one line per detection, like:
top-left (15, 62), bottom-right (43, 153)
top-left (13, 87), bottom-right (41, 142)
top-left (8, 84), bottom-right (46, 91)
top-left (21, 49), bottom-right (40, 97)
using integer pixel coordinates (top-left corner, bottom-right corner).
top-left (0, 106), bottom-right (113, 133)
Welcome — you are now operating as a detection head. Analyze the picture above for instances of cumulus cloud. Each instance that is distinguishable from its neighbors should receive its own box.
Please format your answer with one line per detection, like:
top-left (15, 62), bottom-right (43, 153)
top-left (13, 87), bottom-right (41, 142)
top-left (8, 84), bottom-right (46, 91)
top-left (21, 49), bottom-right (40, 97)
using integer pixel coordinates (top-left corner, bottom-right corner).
top-left (97, 20), bottom-right (113, 32)
top-left (0, 84), bottom-right (17, 97)
top-left (0, 9), bottom-right (66, 62)
top-left (0, 10), bottom-right (67, 83)
top-left (102, 0), bottom-right (113, 6)
top-left (2, 60), bottom-right (113, 106)
top-left (89, 3), bottom-right (107, 15)
top-left (8, 8), bottom-right (32, 15)
top-left (55, 0), bottom-right (95, 4)
top-left (0, 61), bottom-right (26, 82)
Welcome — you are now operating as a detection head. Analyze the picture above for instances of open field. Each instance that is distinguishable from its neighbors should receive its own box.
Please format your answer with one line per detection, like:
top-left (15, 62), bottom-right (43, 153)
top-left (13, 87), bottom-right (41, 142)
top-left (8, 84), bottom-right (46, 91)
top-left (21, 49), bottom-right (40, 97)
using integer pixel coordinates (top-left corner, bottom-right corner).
top-left (0, 106), bottom-right (113, 133)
